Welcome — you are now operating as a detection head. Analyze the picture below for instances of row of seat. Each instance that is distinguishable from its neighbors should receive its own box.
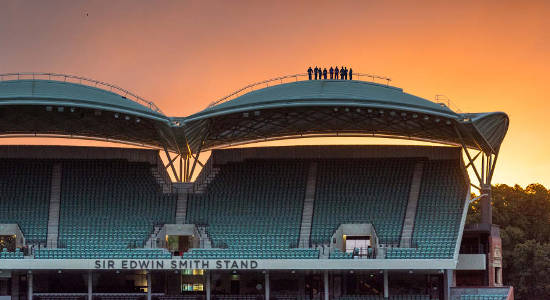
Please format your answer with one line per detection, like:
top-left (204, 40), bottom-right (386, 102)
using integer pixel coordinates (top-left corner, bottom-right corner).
top-left (311, 159), bottom-right (417, 245)
top-left (0, 250), bottom-right (24, 259)
top-left (53, 159), bottom-right (177, 259)
top-left (0, 157), bottom-right (466, 261)
top-left (329, 248), bottom-right (353, 259)
top-left (182, 248), bottom-right (319, 259)
top-left (35, 248), bottom-right (172, 259)
top-left (460, 296), bottom-right (507, 300)
top-left (386, 160), bottom-right (466, 259)
top-left (334, 295), bottom-right (430, 300)
top-left (186, 160), bottom-right (308, 258)
top-left (0, 159), bottom-right (52, 242)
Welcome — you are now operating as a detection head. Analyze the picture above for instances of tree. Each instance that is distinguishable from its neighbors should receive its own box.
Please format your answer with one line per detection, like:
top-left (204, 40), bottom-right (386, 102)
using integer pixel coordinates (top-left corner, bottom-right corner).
top-left (467, 184), bottom-right (550, 299)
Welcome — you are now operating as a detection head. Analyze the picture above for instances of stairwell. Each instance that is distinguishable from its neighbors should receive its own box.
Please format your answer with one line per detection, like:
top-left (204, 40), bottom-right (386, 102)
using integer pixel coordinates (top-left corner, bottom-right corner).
top-left (193, 167), bottom-right (220, 194)
top-left (174, 183), bottom-right (193, 224)
top-left (298, 162), bottom-right (318, 248)
top-left (46, 163), bottom-right (62, 248)
top-left (399, 160), bottom-right (424, 248)
top-left (150, 167), bottom-right (172, 193)
top-left (197, 225), bottom-right (212, 248)
top-left (145, 225), bottom-right (164, 248)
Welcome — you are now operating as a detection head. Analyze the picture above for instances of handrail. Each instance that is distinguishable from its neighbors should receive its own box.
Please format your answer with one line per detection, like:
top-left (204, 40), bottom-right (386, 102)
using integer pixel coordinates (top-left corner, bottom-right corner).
top-left (435, 94), bottom-right (463, 114)
top-left (207, 71), bottom-right (392, 108)
top-left (0, 72), bottom-right (164, 114)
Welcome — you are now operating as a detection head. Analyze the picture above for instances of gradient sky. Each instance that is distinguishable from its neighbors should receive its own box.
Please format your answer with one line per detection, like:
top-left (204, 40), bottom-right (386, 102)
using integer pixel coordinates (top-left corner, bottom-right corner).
top-left (0, 0), bottom-right (549, 186)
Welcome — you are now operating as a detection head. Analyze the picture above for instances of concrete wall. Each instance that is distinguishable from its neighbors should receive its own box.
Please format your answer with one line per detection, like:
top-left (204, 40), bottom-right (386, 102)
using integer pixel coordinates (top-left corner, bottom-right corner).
top-left (164, 224), bottom-right (196, 236)
top-left (456, 254), bottom-right (486, 270)
top-left (331, 224), bottom-right (379, 251)
top-left (162, 224), bottom-right (199, 248)
top-left (0, 145), bottom-right (159, 163)
top-left (212, 145), bottom-right (462, 165)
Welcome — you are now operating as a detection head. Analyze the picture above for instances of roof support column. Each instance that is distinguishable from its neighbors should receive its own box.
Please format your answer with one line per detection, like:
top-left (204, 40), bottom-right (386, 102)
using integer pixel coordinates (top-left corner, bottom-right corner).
top-left (146, 271), bottom-right (152, 300)
top-left (383, 270), bottom-right (389, 299)
top-left (265, 271), bottom-right (270, 300)
top-left (324, 270), bottom-right (329, 300)
top-left (444, 269), bottom-right (454, 300)
top-left (205, 270), bottom-right (211, 300)
top-left (180, 155), bottom-right (187, 181)
top-left (87, 270), bottom-right (93, 300)
top-left (27, 271), bottom-right (33, 300)
top-left (455, 126), bottom-right (495, 225)
top-left (188, 129), bottom-right (209, 182)
top-left (163, 146), bottom-right (180, 182)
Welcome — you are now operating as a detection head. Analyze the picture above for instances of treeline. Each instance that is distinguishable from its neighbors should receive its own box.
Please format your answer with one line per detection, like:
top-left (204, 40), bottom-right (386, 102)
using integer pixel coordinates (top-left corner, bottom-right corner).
top-left (467, 184), bottom-right (550, 299)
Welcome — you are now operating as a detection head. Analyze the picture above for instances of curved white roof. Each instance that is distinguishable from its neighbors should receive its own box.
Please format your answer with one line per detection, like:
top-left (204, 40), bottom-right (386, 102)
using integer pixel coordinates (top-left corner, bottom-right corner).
top-left (0, 74), bottom-right (509, 156)
top-left (0, 79), bottom-right (166, 120)
top-left (187, 80), bottom-right (457, 122)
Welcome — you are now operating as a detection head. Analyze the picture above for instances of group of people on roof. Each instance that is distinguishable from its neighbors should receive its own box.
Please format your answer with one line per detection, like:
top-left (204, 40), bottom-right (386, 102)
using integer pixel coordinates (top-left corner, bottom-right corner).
top-left (307, 66), bottom-right (353, 80)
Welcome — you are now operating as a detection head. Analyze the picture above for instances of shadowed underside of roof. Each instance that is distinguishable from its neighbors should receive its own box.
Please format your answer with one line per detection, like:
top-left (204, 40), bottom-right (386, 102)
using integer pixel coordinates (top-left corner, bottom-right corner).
top-left (0, 77), bottom-right (509, 155)
top-left (181, 80), bottom-right (509, 155)
top-left (0, 79), bottom-right (179, 151)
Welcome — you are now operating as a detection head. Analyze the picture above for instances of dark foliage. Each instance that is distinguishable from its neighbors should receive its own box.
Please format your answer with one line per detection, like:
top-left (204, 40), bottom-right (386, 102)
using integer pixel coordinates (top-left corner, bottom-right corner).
top-left (468, 184), bottom-right (550, 299)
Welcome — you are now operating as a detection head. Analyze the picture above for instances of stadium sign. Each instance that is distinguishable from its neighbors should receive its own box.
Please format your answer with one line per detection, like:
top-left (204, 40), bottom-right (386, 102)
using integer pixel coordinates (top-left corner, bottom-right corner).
top-left (0, 257), bottom-right (479, 270)
top-left (94, 259), bottom-right (259, 270)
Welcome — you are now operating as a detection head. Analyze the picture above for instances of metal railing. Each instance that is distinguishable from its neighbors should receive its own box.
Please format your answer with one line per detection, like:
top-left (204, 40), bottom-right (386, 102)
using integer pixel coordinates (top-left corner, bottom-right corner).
top-left (207, 72), bottom-right (392, 108)
top-left (435, 94), bottom-right (463, 113)
top-left (0, 72), bottom-right (164, 114)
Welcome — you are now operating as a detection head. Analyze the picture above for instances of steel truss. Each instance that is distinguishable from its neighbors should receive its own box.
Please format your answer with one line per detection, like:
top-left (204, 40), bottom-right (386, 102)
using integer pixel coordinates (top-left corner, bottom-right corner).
top-left (454, 125), bottom-right (498, 224)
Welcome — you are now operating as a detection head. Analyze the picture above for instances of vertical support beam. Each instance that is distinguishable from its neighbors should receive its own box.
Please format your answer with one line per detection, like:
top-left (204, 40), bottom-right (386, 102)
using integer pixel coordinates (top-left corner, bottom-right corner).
top-left (163, 146), bottom-right (180, 183)
top-left (27, 271), bottom-right (32, 300)
top-left (481, 184), bottom-right (492, 224)
top-left (298, 272), bottom-right (305, 300)
top-left (180, 156), bottom-right (184, 183)
top-left (206, 270), bottom-right (211, 300)
top-left (489, 153), bottom-right (499, 182)
top-left (146, 271), bottom-right (152, 300)
top-left (324, 270), bottom-right (329, 300)
top-left (265, 271), bottom-right (270, 300)
top-left (88, 270), bottom-right (93, 300)
top-left (444, 269), bottom-right (453, 300)
top-left (481, 154), bottom-right (487, 184)
top-left (11, 271), bottom-right (19, 300)
top-left (383, 270), bottom-right (389, 299)
top-left (189, 132), bottom-right (207, 181)
top-left (185, 156), bottom-right (191, 182)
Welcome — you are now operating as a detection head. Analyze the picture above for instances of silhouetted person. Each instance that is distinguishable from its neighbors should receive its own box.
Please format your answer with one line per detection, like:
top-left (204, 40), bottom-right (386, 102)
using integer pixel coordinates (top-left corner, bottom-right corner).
top-left (314, 66), bottom-right (318, 80)
top-left (344, 67), bottom-right (348, 80)
top-left (323, 68), bottom-right (327, 79)
top-left (334, 66), bottom-right (339, 80)
top-left (340, 67), bottom-right (345, 80)
top-left (307, 67), bottom-right (313, 80)
top-left (329, 67), bottom-right (334, 79)
top-left (349, 68), bottom-right (353, 80)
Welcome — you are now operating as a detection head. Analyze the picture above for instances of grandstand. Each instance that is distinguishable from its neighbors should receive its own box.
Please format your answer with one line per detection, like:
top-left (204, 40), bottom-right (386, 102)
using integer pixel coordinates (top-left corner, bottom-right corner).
top-left (0, 73), bottom-right (511, 300)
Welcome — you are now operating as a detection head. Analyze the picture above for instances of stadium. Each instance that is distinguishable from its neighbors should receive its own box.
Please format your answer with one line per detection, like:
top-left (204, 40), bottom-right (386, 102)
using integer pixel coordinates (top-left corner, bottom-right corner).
top-left (0, 73), bottom-right (512, 300)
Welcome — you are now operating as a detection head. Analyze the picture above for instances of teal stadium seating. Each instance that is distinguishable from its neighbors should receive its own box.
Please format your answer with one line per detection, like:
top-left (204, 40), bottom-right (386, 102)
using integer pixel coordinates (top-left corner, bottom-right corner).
top-left (0, 159), bottom-right (52, 243)
top-left (185, 159), bottom-right (319, 259)
top-left (334, 295), bottom-right (431, 300)
top-left (312, 159), bottom-right (416, 246)
top-left (0, 248), bottom-right (24, 259)
top-left (460, 296), bottom-right (506, 300)
top-left (329, 248), bottom-right (353, 259)
top-left (212, 296), bottom-right (263, 300)
top-left (35, 159), bottom-right (175, 259)
top-left (386, 160), bottom-right (467, 259)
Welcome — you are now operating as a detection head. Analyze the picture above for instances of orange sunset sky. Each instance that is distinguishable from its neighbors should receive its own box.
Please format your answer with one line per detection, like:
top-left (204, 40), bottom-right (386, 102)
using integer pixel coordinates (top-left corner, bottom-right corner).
top-left (0, 0), bottom-right (548, 186)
